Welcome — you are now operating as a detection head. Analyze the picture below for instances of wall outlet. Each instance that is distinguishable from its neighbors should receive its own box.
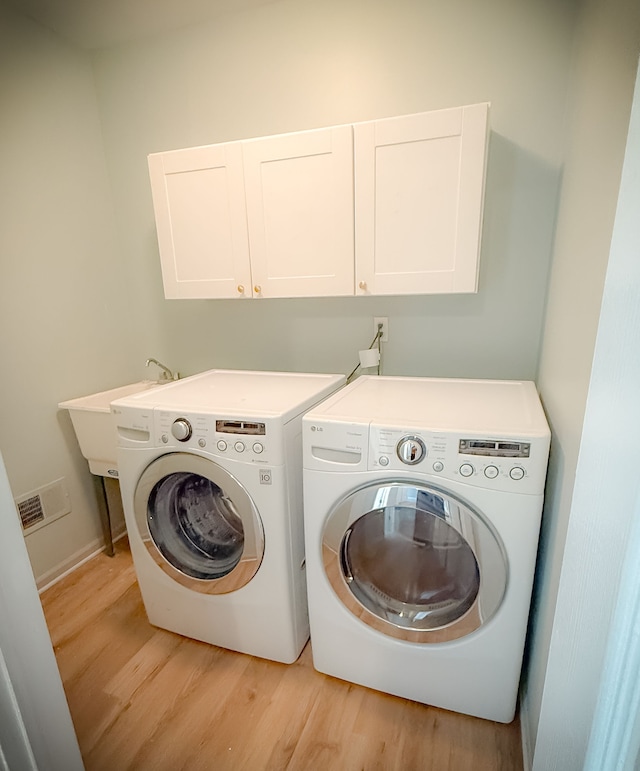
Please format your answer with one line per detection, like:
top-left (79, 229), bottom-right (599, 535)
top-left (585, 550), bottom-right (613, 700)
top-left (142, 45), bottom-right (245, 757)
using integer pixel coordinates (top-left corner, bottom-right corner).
top-left (374, 317), bottom-right (389, 342)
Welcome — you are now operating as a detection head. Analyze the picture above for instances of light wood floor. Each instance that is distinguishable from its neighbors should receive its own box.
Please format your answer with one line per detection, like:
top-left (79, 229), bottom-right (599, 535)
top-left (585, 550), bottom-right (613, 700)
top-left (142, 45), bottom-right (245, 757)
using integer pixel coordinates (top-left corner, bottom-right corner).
top-left (40, 538), bottom-right (523, 771)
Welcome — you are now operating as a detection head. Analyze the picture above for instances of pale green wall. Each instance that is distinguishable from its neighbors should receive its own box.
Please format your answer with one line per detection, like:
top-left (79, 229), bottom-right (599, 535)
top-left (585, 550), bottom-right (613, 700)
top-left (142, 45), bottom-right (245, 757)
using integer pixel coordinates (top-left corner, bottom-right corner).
top-left (523, 0), bottom-right (640, 764)
top-left (92, 0), bottom-right (576, 384)
top-left (0, 2), bottom-right (151, 580)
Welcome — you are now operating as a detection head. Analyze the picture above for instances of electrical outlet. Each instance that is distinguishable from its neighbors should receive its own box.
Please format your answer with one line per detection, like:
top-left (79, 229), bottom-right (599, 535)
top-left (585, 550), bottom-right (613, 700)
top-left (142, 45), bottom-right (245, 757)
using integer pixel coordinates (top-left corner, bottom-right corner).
top-left (374, 317), bottom-right (389, 342)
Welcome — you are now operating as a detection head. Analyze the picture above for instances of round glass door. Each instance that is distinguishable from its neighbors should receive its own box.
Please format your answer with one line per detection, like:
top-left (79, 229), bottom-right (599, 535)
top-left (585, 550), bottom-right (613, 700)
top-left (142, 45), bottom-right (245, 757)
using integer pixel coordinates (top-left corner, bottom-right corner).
top-left (134, 453), bottom-right (264, 594)
top-left (322, 482), bottom-right (507, 643)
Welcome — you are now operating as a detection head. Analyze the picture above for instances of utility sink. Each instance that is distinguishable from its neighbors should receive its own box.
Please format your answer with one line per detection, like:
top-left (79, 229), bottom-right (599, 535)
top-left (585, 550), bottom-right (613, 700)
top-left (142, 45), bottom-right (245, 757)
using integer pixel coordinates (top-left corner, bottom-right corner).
top-left (59, 381), bottom-right (163, 477)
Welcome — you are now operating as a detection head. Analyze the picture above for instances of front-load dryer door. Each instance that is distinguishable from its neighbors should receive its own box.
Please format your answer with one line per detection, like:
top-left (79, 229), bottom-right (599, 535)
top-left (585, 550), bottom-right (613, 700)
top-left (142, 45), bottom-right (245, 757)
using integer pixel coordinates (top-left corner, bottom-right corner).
top-left (322, 481), bottom-right (507, 643)
top-left (134, 453), bottom-right (264, 594)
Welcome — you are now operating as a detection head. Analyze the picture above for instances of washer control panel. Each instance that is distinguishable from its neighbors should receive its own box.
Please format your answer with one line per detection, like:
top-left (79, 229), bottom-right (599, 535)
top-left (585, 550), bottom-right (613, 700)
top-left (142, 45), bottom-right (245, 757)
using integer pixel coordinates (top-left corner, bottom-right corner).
top-left (153, 410), bottom-right (279, 464)
top-left (369, 425), bottom-right (548, 494)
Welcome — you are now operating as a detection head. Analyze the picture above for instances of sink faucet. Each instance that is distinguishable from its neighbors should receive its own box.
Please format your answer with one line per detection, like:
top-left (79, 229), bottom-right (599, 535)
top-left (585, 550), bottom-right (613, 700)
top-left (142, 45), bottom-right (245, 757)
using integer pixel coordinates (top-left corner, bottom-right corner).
top-left (145, 358), bottom-right (178, 383)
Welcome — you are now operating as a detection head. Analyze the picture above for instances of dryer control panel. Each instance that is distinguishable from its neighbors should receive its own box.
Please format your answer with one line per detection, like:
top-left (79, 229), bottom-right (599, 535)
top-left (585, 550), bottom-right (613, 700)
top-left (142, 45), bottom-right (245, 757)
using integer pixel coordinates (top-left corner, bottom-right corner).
top-left (368, 424), bottom-right (549, 495)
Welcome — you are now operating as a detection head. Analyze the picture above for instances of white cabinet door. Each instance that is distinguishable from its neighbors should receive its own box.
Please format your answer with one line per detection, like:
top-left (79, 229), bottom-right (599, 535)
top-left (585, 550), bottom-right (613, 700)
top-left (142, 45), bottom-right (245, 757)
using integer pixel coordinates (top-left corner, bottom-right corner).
top-left (242, 125), bottom-right (354, 298)
top-left (148, 143), bottom-right (252, 299)
top-left (354, 103), bottom-right (489, 296)
top-left (149, 104), bottom-right (488, 300)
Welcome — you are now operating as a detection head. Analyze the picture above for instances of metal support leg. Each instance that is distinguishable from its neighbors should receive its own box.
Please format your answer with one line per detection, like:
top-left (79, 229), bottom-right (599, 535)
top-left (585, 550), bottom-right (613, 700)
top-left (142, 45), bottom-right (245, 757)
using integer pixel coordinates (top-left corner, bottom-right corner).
top-left (93, 475), bottom-right (115, 557)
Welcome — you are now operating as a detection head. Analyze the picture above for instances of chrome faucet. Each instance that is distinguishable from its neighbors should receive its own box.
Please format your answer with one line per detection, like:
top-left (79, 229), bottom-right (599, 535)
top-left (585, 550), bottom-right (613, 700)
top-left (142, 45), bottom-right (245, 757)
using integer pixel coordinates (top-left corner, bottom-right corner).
top-left (145, 358), bottom-right (178, 382)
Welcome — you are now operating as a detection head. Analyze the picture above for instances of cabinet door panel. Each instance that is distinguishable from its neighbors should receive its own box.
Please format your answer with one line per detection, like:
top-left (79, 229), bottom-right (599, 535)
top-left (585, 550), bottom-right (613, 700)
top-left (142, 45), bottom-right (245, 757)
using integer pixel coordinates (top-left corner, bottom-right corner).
top-left (243, 126), bottom-right (354, 298)
top-left (148, 144), bottom-right (251, 299)
top-left (355, 103), bottom-right (489, 296)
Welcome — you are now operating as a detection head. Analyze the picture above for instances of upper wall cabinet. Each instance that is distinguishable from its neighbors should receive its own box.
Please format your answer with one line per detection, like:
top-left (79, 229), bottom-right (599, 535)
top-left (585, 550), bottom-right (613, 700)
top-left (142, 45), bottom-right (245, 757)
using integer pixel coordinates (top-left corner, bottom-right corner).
top-left (148, 102), bottom-right (489, 300)
top-left (354, 103), bottom-right (489, 296)
top-left (148, 142), bottom-right (250, 299)
top-left (243, 128), bottom-right (354, 298)
top-left (148, 126), bottom-right (354, 299)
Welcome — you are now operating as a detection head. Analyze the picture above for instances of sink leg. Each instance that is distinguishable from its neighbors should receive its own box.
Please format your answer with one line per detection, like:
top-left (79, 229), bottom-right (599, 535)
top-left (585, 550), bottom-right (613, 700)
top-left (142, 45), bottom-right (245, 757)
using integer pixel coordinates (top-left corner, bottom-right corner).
top-left (93, 475), bottom-right (115, 557)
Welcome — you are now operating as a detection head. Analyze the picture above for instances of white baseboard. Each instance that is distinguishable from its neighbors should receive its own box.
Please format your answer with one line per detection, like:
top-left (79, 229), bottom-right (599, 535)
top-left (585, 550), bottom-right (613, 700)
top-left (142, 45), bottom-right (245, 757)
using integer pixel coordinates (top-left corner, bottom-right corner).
top-left (36, 526), bottom-right (127, 593)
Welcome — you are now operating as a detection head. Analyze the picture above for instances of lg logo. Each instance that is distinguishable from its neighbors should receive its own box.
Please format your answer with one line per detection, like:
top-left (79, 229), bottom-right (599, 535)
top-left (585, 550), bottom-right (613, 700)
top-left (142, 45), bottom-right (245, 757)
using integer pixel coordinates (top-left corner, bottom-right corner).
top-left (310, 425), bottom-right (324, 432)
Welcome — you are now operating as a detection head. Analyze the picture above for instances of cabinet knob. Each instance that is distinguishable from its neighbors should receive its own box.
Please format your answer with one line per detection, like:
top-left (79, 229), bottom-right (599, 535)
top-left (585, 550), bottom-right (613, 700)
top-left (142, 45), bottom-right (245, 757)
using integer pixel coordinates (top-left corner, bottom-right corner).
top-left (237, 284), bottom-right (244, 294)
top-left (254, 285), bottom-right (262, 295)
top-left (358, 281), bottom-right (367, 291)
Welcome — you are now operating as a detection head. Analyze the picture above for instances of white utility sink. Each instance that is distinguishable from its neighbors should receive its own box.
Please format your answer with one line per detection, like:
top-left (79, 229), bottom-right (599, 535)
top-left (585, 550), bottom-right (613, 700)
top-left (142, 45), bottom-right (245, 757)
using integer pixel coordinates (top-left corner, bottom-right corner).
top-left (59, 381), bottom-right (163, 477)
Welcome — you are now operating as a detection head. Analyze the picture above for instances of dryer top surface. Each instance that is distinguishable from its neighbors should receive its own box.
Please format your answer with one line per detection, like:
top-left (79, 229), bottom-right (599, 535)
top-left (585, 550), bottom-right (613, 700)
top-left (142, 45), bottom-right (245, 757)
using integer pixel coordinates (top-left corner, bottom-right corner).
top-left (304, 375), bottom-right (549, 436)
top-left (112, 369), bottom-right (345, 418)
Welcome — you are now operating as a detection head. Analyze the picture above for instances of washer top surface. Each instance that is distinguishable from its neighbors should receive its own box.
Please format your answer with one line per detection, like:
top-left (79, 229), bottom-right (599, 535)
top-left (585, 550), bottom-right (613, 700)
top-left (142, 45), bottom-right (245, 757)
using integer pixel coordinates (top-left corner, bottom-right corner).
top-left (305, 375), bottom-right (549, 436)
top-left (112, 369), bottom-right (345, 418)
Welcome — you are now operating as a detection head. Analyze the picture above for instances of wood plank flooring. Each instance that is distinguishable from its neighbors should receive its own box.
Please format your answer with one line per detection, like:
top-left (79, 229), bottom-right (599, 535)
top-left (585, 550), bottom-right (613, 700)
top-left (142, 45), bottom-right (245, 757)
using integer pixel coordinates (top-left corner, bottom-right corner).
top-left (40, 538), bottom-right (524, 770)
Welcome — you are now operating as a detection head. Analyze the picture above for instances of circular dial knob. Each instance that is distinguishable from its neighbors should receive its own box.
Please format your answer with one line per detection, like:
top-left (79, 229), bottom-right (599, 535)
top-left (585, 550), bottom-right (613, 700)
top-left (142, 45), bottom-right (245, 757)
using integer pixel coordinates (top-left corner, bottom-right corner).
top-left (171, 418), bottom-right (192, 442)
top-left (396, 435), bottom-right (426, 465)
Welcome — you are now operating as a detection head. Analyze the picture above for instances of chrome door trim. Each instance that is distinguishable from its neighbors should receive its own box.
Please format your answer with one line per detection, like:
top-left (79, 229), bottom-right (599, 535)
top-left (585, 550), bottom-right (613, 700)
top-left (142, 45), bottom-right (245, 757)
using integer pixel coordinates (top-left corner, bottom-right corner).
top-left (322, 480), bottom-right (508, 643)
top-left (134, 452), bottom-right (264, 595)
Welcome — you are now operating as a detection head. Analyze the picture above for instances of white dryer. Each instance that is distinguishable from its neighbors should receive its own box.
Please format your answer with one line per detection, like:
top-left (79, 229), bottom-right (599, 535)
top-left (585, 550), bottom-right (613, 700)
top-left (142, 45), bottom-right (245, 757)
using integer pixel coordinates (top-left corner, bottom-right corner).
top-left (112, 369), bottom-right (345, 664)
top-left (302, 375), bottom-right (550, 722)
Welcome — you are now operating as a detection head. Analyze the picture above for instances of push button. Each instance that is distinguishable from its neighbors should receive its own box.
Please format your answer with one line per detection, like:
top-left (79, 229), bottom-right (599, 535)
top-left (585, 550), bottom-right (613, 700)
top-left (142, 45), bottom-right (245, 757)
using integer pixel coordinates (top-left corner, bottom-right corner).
top-left (216, 440), bottom-right (227, 452)
top-left (484, 465), bottom-right (499, 479)
top-left (234, 441), bottom-right (246, 453)
top-left (510, 466), bottom-right (525, 480)
top-left (459, 463), bottom-right (474, 477)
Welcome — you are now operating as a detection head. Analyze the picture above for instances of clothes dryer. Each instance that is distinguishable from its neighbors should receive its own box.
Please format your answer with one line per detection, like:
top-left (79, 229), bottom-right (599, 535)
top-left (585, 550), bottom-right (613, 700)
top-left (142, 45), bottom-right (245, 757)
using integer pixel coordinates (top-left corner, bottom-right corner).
top-left (302, 375), bottom-right (550, 721)
top-left (112, 369), bottom-right (345, 664)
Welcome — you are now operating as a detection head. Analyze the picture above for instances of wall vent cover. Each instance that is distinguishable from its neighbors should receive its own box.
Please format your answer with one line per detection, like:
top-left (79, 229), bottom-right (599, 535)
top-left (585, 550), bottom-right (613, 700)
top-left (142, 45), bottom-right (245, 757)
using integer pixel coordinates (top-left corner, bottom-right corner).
top-left (17, 495), bottom-right (45, 529)
top-left (15, 478), bottom-right (71, 534)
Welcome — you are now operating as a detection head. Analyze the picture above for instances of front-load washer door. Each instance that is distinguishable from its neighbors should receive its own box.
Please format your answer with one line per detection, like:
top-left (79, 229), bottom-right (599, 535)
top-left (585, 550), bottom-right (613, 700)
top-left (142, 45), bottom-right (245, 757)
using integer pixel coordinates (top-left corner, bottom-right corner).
top-left (322, 481), bottom-right (508, 643)
top-left (134, 453), bottom-right (264, 595)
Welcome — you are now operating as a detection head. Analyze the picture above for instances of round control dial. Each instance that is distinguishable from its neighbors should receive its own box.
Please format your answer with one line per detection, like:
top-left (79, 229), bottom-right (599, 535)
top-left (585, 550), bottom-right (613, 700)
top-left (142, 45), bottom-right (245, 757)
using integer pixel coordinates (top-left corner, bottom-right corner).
top-left (171, 418), bottom-right (192, 442)
top-left (396, 436), bottom-right (426, 465)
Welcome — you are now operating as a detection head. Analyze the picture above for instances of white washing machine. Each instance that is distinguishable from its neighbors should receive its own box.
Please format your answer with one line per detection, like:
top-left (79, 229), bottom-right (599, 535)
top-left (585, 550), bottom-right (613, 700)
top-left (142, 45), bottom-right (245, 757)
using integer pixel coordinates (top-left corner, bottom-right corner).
top-left (302, 375), bottom-right (550, 722)
top-left (112, 369), bottom-right (345, 664)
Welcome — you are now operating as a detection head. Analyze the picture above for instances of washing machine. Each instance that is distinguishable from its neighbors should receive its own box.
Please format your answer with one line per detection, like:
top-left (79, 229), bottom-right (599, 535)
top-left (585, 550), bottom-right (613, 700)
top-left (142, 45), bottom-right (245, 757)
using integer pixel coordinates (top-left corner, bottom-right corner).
top-left (111, 369), bottom-right (345, 664)
top-left (302, 375), bottom-right (550, 722)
